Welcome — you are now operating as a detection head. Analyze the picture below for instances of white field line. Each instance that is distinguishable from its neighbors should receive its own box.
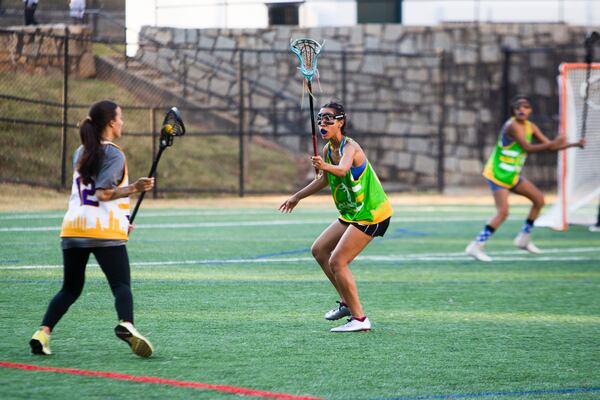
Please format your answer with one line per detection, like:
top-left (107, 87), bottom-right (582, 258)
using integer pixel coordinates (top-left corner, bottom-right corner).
top-left (0, 219), bottom-right (326, 232)
top-left (0, 216), bottom-right (513, 232)
top-left (0, 210), bottom-right (278, 220)
top-left (0, 206), bottom-right (535, 220)
top-left (1, 247), bottom-right (598, 270)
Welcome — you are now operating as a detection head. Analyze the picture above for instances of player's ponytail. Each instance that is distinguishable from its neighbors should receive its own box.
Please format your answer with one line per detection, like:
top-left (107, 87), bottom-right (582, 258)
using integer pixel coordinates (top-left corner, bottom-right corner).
top-left (78, 100), bottom-right (118, 185)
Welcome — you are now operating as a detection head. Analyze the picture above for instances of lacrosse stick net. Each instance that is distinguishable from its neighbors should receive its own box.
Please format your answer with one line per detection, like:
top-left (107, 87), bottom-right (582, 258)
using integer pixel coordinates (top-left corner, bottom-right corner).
top-left (130, 107), bottom-right (185, 223)
top-left (290, 38), bottom-right (322, 83)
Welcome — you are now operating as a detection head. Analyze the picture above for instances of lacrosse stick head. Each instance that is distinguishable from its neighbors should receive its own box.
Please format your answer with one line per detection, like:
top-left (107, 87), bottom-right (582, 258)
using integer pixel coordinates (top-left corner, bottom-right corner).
top-left (290, 38), bottom-right (322, 82)
top-left (160, 107), bottom-right (185, 148)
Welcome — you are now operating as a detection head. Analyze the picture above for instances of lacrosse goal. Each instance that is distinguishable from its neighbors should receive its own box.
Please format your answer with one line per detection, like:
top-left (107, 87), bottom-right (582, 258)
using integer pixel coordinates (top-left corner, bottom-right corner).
top-left (536, 63), bottom-right (600, 230)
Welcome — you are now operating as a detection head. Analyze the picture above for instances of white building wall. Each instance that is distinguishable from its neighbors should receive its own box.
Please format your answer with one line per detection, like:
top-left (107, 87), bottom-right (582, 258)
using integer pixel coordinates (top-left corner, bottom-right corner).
top-left (126, 0), bottom-right (598, 50)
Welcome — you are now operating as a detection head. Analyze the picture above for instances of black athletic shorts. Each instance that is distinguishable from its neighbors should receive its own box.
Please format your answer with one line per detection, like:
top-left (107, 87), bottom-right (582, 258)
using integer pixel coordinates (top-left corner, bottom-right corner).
top-left (338, 216), bottom-right (391, 237)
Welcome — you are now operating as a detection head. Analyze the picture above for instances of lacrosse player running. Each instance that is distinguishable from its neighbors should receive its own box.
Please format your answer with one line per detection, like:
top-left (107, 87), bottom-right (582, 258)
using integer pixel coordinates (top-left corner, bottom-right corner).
top-left (280, 101), bottom-right (393, 332)
top-left (29, 100), bottom-right (155, 357)
top-left (466, 95), bottom-right (585, 262)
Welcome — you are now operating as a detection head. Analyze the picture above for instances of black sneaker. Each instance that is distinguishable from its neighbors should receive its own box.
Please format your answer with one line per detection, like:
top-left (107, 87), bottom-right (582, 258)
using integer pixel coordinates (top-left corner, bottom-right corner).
top-left (324, 301), bottom-right (351, 321)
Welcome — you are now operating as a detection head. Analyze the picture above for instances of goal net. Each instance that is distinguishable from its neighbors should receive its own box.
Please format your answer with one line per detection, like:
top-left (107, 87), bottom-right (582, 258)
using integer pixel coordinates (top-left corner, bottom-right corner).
top-left (536, 63), bottom-right (600, 230)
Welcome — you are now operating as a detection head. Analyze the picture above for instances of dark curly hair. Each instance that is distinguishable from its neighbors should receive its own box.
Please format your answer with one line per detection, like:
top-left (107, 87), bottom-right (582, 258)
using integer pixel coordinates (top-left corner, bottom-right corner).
top-left (509, 94), bottom-right (532, 116)
top-left (321, 101), bottom-right (347, 135)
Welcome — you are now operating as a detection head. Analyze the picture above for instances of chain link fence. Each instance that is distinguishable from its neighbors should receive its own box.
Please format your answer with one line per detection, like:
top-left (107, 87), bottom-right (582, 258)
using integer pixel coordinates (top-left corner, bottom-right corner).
top-left (1, 22), bottom-right (591, 195)
top-left (0, 25), bottom-right (448, 195)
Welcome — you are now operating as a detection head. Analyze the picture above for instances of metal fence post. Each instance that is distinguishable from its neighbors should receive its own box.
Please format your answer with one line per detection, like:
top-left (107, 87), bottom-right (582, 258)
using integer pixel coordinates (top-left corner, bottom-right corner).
top-left (124, 26), bottom-right (128, 67)
top-left (272, 95), bottom-right (278, 138)
top-left (238, 50), bottom-right (245, 197)
top-left (182, 53), bottom-right (188, 98)
top-left (436, 49), bottom-right (447, 194)
top-left (60, 27), bottom-right (70, 190)
top-left (341, 50), bottom-right (347, 105)
top-left (501, 47), bottom-right (512, 123)
top-left (92, 11), bottom-right (98, 37)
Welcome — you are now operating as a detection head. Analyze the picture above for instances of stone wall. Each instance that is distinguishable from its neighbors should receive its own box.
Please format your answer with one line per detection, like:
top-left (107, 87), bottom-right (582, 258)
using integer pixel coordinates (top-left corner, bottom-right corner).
top-left (2, 23), bottom-right (586, 190)
top-left (0, 24), bottom-right (96, 78)
top-left (135, 23), bottom-right (588, 190)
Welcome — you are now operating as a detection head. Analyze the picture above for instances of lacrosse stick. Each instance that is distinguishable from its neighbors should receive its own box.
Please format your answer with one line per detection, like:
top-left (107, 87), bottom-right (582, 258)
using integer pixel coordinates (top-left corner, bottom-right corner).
top-left (290, 38), bottom-right (323, 175)
top-left (581, 31), bottom-right (599, 140)
top-left (130, 107), bottom-right (185, 223)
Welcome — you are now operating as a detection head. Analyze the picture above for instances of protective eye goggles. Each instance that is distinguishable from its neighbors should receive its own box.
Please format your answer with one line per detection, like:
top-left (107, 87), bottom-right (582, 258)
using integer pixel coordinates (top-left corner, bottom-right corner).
top-left (316, 113), bottom-right (345, 125)
top-left (512, 100), bottom-right (532, 110)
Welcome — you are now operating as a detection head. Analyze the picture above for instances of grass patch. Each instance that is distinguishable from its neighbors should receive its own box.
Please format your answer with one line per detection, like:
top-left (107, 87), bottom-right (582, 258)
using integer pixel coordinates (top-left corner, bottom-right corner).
top-left (0, 70), bottom-right (302, 192)
top-left (0, 204), bottom-right (599, 399)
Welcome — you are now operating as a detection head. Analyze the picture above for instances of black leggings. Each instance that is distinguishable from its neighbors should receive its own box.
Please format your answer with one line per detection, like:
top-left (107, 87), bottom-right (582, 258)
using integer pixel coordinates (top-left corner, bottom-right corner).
top-left (42, 245), bottom-right (134, 329)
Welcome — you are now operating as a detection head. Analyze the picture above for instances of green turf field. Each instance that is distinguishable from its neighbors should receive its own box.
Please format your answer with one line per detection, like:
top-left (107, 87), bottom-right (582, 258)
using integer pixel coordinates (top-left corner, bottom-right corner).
top-left (1, 203), bottom-right (599, 400)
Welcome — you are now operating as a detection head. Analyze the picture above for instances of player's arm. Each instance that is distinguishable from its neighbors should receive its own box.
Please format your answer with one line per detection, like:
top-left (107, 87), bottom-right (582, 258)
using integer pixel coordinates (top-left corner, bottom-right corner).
top-left (312, 143), bottom-right (357, 177)
top-left (94, 148), bottom-right (154, 202)
top-left (279, 146), bottom-right (330, 213)
top-left (507, 122), bottom-right (560, 153)
top-left (531, 123), bottom-right (586, 150)
top-left (293, 173), bottom-right (328, 199)
top-left (278, 173), bottom-right (328, 213)
top-left (530, 123), bottom-right (552, 144)
top-left (295, 144), bottom-right (330, 198)
top-left (96, 178), bottom-right (155, 202)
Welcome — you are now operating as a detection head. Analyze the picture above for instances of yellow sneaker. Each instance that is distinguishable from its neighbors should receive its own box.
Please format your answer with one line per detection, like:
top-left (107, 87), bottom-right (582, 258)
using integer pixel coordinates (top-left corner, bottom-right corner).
top-left (114, 322), bottom-right (153, 358)
top-left (29, 329), bottom-right (51, 355)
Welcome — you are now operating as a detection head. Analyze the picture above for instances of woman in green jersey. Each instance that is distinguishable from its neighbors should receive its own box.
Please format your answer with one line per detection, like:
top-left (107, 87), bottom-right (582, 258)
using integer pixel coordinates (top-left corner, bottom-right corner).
top-left (466, 95), bottom-right (585, 262)
top-left (279, 102), bottom-right (393, 332)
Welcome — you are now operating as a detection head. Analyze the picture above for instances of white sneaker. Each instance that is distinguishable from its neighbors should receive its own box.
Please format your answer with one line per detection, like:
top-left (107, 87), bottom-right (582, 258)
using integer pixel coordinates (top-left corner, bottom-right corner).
top-left (514, 232), bottom-right (541, 254)
top-left (30, 329), bottom-right (51, 355)
top-left (465, 241), bottom-right (492, 262)
top-left (324, 301), bottom-right (351, 321)
top-left (330, 317), bottom-right (371, 332)
top-left (589, 225), bottom-right (600, 232)
top-left (114, 322), bottom-right (154, 358)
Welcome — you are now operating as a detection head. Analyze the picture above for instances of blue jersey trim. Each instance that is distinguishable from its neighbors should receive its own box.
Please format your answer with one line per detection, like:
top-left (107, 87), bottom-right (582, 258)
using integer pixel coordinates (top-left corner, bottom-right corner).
top-left (350, 160), bottom-right (367, 180)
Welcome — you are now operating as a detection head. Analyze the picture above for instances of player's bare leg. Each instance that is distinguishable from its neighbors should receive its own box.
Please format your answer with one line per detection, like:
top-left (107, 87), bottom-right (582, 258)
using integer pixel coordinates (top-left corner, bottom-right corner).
top-left (311, 220), bottom-right (348, 301)
top-left (512, 177), bottom-right (544, 253)
top-left (490, 188), bottom-right (510, 228)
top-left (328, 225), bottom-right (373, 332)
top-left (466, 188), bottom-right (509, 262)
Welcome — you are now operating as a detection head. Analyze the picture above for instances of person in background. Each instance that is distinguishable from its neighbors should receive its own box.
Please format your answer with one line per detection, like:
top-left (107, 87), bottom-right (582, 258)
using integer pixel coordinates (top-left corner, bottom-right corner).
top-left (466, 95), bottom-right (585, 262)
top-left (23, 0), bottom-right (38, 25)
top-left (29, 100), bottom-right (155, 358)
top-left (69, 0), bottom-right (85, 24)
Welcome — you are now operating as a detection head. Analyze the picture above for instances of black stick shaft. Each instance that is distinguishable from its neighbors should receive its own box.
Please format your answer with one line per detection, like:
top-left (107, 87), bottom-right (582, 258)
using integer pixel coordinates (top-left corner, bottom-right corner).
top-left (581, 42), bottom-right (594, 140)
top-left (307, 80), bottom-right (319, 175)
top-left (129, 146), bottom-right (165, 223)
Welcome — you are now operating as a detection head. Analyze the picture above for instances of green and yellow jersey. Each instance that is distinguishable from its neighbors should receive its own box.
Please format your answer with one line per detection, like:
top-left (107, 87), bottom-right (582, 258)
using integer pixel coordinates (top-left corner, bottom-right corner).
top-left (324, 137), bottom-right (393, 224)
top-left (483, 118), bottom-right (533, 188)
